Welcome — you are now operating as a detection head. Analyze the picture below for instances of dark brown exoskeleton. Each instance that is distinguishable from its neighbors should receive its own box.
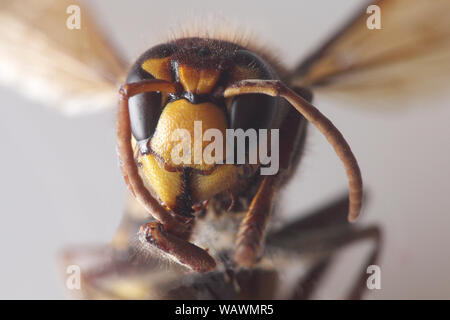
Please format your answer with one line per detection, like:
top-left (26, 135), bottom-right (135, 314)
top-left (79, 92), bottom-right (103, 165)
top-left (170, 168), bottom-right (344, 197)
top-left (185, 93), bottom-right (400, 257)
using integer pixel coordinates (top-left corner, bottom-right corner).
top-left (116, 37), bottom-right (363, 273)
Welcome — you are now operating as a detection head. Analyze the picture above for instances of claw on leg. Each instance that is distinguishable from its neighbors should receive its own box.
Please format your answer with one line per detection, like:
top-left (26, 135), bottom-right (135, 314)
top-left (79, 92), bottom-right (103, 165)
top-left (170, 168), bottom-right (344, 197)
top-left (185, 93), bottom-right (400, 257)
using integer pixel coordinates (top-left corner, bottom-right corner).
top-left (138, 222), bottom-right (216, 273)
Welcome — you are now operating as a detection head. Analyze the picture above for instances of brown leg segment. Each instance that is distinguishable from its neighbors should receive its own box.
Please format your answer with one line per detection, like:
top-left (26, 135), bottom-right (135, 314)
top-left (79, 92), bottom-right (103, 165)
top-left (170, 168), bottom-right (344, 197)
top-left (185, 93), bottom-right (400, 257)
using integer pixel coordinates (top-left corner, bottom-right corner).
top-left (290, 256), bottom-right (334, 300)
top-left (270, 221), bottom-right (382, 299)
top-left (233, 175), bottom-right (278, 267)
top-left (344, 226), bottom-right (382, 300)
top-left (267, 193), bottom-right (381, 299)
top-left (139, 222), bottom-right (216, 273)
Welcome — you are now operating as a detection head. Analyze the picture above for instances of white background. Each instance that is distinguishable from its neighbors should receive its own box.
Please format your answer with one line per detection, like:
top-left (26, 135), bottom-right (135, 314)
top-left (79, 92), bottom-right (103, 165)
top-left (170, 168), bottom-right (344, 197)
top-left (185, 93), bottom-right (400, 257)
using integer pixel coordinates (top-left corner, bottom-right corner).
top-left (0, 0), bottom-right (449, 299)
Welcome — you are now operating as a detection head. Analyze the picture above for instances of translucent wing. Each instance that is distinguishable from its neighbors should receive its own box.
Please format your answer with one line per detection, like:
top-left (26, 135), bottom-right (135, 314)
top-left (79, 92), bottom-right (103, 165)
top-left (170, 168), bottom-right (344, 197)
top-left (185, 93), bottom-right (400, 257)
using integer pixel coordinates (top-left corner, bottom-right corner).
top-left (290, 0), bottom-right (450, 108)
top-left (0, 0), bottom-right (127, 115)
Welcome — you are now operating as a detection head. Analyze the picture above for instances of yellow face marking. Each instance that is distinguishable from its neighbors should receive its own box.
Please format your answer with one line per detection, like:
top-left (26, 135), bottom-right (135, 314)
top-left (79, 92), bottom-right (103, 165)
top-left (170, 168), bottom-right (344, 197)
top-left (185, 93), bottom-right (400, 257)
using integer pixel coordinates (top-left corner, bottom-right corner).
top-left (139, 153), bottom-right (182, 209)
top-left (150, 99), bottom-right (227, 171)
top-left (190, 165), bottom-right (240, 202)
top-left (134, 63), bottom-right (254, 210)
top-left (178, 65), bottom-right (199, 92)
top-left (197, 69), bottom-right (221, 94)
top-left (137, 147), bottom-right (242, 209)
top-left (178, 65), bottom-right (221, 94)
top-left (141, 57), bottom-right (173, 82)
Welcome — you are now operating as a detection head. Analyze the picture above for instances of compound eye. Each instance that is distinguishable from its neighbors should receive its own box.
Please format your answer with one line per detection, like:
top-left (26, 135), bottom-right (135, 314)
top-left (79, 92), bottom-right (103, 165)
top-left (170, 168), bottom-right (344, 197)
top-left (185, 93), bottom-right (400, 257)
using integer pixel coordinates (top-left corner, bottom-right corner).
top-left (127, 66), bottom-right (161, 142)
top-left (126, 43), bottom-right (177, 143)
top-left (229, 50), bottom-right (278, 132)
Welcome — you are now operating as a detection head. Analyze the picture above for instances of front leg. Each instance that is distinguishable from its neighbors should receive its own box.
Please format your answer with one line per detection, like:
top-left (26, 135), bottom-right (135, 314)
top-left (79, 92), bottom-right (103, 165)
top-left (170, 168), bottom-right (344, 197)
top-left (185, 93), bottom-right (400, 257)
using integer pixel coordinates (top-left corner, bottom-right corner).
top-left (139, 222), bottom-right (216, 273)
top-left (234, 175), bottom-right (278, 267)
